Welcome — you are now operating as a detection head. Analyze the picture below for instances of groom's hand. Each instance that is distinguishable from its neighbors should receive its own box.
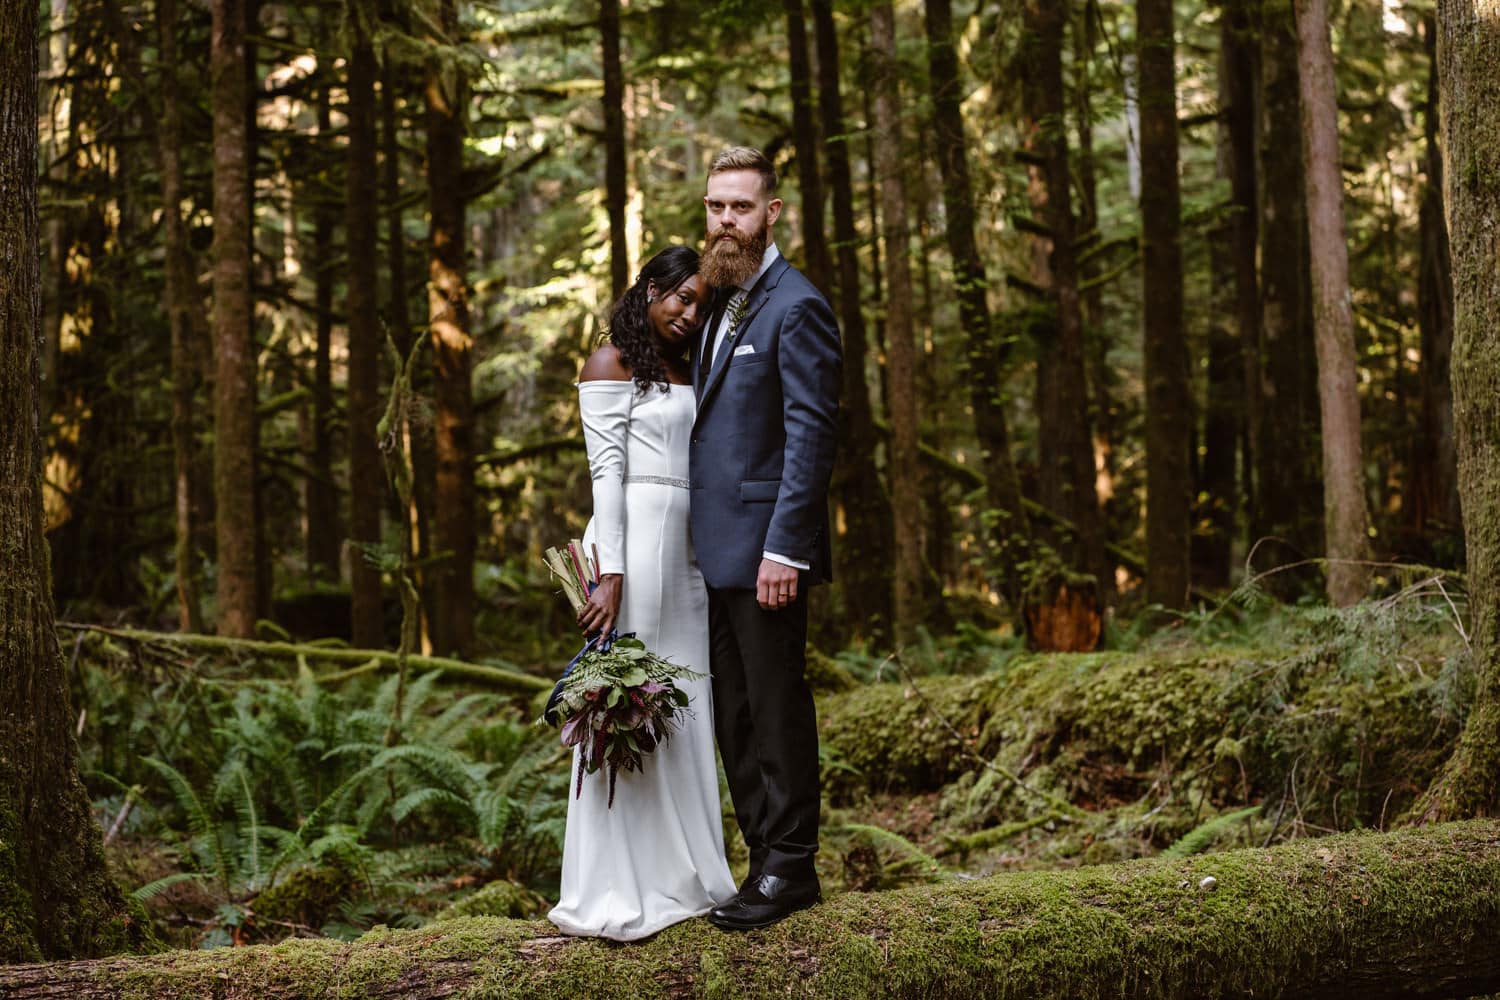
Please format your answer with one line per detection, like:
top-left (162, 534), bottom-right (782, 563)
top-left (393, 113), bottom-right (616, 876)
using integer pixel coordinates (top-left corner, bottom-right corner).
top-left (578, 573), bottom-right (623, 637)
top-left (756, 559), bottom-right (799, 611)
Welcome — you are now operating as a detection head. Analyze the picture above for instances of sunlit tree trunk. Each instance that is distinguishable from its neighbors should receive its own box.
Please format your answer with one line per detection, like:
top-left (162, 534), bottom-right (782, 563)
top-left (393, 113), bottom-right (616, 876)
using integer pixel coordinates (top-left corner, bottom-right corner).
top-left (923, 0), bottom-right (1031, 613)
top-left (1023, 0), bottom-right (1107, 601)
top-left (347, 0), bottom-right (384, 647)
top-left (784, 0), bottom-right (832, 297)
top-left (0, 0), bottom-right (139, 958)
top-left (1294, 0), bottom-right (1371, 607)
top-left (1254, 0), bottom-right (1322, 572)
top-left (1415, 15), bottom-right (1461, 546)
top-left (157, 0), bottom-right (205, 632)
top-left (600, 0), bottom-right (628, 299)
top-left (811, 0), bottom-right (894, 636)
top-left (1414, 0), bottom-right (1500, 822)
top-left (1139, 0), bottom-right (1191, 609)
top-left (869, 1), bottom-right (923, 640)
top-left (426, 0), bottom-right (475, 658)
top-left (40, 0), bottom-right (68, 425)
top-left (211, 0), bottom-right (258, 637)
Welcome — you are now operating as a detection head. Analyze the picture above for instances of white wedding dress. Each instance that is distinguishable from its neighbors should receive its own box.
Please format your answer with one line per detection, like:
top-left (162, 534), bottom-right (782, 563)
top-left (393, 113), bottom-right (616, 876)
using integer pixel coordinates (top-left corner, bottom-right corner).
top-left (548, 379), bottom-right (737, 941)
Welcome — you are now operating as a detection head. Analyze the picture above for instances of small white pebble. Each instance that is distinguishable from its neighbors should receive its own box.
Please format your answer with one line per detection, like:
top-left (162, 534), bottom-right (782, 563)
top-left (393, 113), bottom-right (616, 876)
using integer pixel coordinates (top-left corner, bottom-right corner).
top-left (1198, 876), bottom-right (1218, 892)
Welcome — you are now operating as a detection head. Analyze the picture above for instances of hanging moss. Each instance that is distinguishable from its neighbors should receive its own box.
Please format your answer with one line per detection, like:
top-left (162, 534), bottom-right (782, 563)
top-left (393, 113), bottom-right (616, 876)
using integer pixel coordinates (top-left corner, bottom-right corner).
top-left (3, 821), bottom-right (1496, 999)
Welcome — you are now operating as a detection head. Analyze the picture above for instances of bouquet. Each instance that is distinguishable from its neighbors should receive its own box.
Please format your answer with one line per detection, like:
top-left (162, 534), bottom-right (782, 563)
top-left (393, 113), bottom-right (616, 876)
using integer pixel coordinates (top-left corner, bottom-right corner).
top-left (541, 540), bottom-right (704, 807)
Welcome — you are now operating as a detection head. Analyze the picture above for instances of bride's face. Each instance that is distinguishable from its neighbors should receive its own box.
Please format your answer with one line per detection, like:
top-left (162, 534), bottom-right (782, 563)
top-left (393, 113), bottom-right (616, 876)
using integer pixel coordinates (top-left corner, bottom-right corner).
top-left (648, 274), bottom-right (710, 350)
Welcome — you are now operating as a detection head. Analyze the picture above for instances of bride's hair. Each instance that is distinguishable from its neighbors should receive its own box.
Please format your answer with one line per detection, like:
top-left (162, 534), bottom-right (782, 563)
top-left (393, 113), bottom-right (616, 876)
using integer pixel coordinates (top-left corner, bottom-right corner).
top-left (607, 245), bottom-right (701, 394)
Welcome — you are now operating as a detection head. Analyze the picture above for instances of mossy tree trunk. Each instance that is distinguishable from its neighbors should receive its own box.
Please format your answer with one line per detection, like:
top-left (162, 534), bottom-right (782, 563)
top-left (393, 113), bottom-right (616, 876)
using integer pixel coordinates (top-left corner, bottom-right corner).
top-left (3, 824), bottom-right (1498, 998)
top-left (0, 0), bottom-right (143, 960)
top-left (1416, 0), bottom-right (1500, 821)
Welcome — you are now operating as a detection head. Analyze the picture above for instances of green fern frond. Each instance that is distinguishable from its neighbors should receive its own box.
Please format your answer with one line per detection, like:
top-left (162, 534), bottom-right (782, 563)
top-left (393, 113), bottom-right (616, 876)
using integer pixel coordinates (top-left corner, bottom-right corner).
top-left (391, 787), bottom-right (474, 824)
top-left (1161, 806), bottom-right (1262, 859)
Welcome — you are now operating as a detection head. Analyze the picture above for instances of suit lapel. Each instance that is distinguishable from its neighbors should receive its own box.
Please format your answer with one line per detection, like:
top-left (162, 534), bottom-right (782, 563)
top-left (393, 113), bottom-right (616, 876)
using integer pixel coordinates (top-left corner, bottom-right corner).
top-left (694, 288), bottom-right (733, 401)
top-left (698, 258), bottom-right (789, 412)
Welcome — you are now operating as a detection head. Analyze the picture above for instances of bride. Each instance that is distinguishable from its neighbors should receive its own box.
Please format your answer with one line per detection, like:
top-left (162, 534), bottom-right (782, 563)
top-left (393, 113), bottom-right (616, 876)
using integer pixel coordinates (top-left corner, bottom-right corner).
top-left (547, 246), bottom-right (737, 940)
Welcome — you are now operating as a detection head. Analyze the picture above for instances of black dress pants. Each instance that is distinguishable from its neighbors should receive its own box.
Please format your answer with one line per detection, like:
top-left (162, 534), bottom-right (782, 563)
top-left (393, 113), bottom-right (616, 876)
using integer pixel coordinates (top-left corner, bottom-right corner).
top-left (707, 586), bottom-right (820, 881)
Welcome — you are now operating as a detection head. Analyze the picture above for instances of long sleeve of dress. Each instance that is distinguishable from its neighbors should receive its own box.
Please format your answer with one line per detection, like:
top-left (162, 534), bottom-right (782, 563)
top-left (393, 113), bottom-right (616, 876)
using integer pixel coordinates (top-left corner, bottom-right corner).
top-left (578, 381), bottom-right (635, 575)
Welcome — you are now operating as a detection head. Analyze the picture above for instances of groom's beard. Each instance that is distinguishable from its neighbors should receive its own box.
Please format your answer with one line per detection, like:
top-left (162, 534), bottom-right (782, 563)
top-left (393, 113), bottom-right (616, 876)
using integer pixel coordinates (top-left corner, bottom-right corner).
top-left (701, 222), bottom-right (768, 289)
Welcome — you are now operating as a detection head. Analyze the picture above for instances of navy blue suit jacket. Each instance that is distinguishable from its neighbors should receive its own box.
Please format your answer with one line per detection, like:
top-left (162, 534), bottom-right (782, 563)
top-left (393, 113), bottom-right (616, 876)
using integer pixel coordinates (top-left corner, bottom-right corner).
top-left (689, 256), bottom-right (841, 590)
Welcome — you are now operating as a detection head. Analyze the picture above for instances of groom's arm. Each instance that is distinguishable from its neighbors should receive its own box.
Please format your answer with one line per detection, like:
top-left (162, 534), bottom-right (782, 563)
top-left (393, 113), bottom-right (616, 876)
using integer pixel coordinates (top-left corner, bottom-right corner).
top-left (765, 293), bottom-right (841, 565)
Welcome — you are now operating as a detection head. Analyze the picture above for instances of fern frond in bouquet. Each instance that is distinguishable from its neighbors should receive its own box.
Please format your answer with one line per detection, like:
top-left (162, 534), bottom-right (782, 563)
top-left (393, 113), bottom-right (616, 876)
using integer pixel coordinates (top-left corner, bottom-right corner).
top-left (538, 543), bottom-right (704, 807)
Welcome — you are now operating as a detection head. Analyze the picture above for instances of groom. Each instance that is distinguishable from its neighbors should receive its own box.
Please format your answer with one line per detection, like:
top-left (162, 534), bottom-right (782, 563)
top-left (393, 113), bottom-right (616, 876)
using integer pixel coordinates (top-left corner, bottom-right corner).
top-left (689, 147), bottom-right (841, 930)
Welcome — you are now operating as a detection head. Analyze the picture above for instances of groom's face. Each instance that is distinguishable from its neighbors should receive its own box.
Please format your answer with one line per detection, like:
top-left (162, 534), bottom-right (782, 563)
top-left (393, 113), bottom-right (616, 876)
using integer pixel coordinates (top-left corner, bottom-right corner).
top-left (702, 170), bottom-right (782, 288)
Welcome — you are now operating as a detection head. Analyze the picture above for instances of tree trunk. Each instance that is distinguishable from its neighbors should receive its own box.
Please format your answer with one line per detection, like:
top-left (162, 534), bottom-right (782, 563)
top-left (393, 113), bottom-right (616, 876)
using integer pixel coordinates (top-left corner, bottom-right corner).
top-left (346, 0), bottom-right (385, 648)
top-left (1139, 0), bottom-right (1192, 610)
top-left (868, 2), bottom-right (924, 641)
top-left (1023, 0), bottom-right (1107, 614)
top-left (784, 0), bottom-right (832, 298)
top-left (1415, 0), bottom-right (1500, 822)
top-left (0, 0), bottom-right (142, 959)
top-left (923, 0), bottom-right (1031, 614)
top-left (384, 51), bottom-right (435, 654)
top-left (1254, 0), bottom-right (1322, 575)
top-left (1414, 15), bottom-right (1461, 547)
top-left (811, 0), bottom-right (894, 637)
top-left (211, 0), bottom-right (258, 638)
top-left (157, 0), bottom-right (205, 633)
top-left (4, 824), bottom-right (1500, 998)
top-left (600, 0), bottom-right (628, 299)
top-left (305, 17), bottom-right (342, 584)
top-left (1075, 0), bottom-right (1117, 593)
top-left (1294, 0), bottom-right (1371, 607)
top-left (426, 0), bottom-right (476, 659)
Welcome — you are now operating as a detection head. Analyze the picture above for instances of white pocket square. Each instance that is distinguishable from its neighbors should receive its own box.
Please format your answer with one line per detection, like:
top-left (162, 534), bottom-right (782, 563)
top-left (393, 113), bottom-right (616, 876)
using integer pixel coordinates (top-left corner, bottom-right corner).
top-left (733, 344), bottom-right (756, 357)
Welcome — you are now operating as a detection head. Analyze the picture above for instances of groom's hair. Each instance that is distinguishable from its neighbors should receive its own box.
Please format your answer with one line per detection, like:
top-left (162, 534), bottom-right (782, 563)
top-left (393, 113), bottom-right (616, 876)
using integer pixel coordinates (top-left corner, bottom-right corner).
top-left (708, 146), bottom-right (777, 196)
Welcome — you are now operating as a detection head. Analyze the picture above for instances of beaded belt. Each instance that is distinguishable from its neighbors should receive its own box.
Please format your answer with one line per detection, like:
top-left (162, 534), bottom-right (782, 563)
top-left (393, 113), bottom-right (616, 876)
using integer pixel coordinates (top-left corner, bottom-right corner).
top-left (625, 474), bottom-right (690, 489)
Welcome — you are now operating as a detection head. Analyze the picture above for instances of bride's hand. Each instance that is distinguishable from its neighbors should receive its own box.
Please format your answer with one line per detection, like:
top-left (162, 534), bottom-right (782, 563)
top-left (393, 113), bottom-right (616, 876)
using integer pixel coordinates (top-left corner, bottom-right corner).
top-left (578, 573), bottom-right (623, 638)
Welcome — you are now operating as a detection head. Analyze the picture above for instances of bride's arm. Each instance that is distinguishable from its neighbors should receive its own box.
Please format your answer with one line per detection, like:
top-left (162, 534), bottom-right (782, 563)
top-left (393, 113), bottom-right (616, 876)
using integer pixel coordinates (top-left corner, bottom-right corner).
top-left (576, 362), bottom-right (634, 637)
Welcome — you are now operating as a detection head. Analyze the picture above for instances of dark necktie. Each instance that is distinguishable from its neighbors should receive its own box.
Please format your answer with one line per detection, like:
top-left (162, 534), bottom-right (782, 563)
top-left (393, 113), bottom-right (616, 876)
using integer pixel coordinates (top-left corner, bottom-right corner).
top-left (699, 289), bottom-right (747, 389)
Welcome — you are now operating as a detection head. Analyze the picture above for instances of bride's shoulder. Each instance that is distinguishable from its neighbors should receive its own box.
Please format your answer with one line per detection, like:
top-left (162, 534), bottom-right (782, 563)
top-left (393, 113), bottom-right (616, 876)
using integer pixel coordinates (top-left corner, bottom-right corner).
top-left (579, 345), bottom-right (632, 384)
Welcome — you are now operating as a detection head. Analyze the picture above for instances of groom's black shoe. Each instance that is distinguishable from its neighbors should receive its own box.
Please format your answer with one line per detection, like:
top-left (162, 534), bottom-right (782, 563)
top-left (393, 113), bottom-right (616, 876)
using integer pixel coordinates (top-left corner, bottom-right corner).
top-left (709, 873), bottom-right (820, 930)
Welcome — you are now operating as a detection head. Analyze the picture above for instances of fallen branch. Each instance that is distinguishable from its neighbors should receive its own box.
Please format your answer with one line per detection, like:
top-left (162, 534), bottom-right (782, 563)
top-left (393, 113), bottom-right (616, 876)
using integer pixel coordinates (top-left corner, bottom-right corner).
top-left (3, 822), bottom-right (1497, 999)
top-left (57, 623), bottom-right (550, 695)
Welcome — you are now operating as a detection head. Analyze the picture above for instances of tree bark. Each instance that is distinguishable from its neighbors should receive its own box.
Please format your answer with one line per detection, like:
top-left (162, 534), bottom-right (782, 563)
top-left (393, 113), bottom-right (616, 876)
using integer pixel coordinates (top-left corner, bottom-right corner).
top-left (426, 0), bottom-right (476, 658)
top-left (346, 0), bottom-right (385, 648)
top-left (1415, 0), bottom-right (1500, 822)
top-left (305, 15), bottom-right (342, 584)
top-left (384, 50), bottom-right (435, 654)
top-left (1294, 0), bottom-right (1371, 607)
top-left (157, 0), bottom-right (205, 633)
top-left (1253, 0), bottom-right (1322, 574)
top-left (784, 0), bottom-right (832, 298)
top-left (1139, 0), bottom-right (1192, 609)
top-left (868, 2), bottom-right (924, 641)
top-left (1023, 0), bottom-right (1107, 603)
top-left (811, 0), bottom-right (894, 637)
top-left (923, 0), bottom-right (1031, 613)
top-left (1414, 15), bottom-right (1461, 546)
top-left (600, 0), bottom-right (628, 299)
top-left (3, 823), bottom-right (1499, 998)
top-left (211, 0), bottom-right (259, 638)
top-left (0, 0), bottom-right (142, 959)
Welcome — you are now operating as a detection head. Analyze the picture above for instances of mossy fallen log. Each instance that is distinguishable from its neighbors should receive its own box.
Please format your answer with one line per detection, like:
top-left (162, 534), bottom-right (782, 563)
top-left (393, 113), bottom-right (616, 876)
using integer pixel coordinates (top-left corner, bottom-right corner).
top-left (2, 821), bottom-right (1497, 999)
top-left (59, 624), bottom-right (551, 695)
top-left (816, 644), bottom-right (1461, 833)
